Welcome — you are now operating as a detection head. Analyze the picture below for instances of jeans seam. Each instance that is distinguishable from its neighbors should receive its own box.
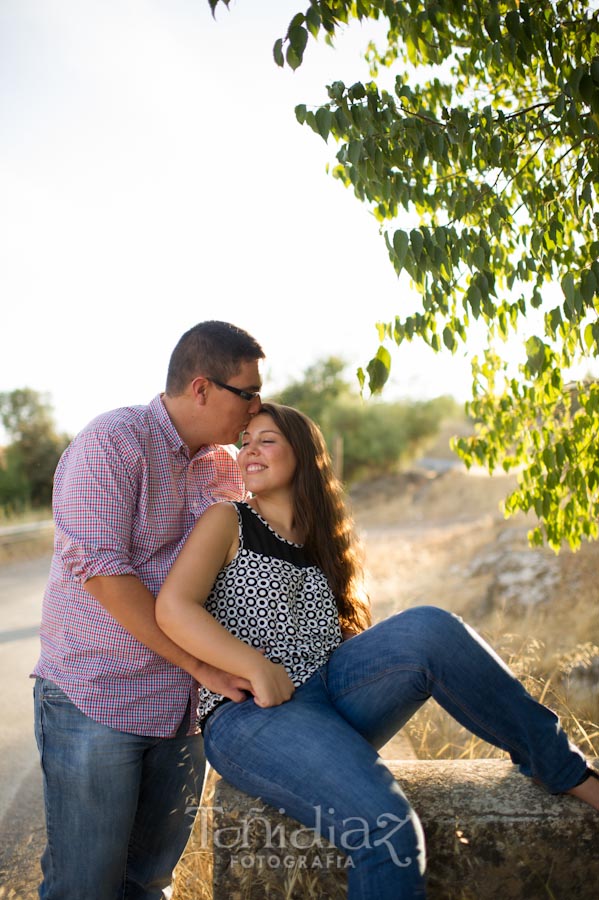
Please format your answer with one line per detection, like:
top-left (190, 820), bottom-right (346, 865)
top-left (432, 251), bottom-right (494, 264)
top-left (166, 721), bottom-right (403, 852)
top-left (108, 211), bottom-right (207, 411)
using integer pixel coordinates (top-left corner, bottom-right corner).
top-left (330, 663), bottom-right (530, 765)
top-left (38, 682), bottom-right (57, 896)
top-left (328, 664), bottom-right (417, 702)
top-left (428, 671), bottom-right (530, 762)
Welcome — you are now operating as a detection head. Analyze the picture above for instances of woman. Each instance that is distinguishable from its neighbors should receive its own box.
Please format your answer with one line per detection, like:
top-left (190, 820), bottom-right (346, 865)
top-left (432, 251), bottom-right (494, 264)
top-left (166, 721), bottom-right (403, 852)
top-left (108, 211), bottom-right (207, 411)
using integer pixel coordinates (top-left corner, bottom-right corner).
top-left (156, 403), bottom-right (599, 899)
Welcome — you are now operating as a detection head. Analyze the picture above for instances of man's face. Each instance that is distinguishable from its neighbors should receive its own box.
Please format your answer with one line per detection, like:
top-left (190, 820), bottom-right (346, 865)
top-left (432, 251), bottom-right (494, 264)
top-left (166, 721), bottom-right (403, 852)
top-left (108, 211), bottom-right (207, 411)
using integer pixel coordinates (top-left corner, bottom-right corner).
top-left (204, 358), bottom-right (263, 444)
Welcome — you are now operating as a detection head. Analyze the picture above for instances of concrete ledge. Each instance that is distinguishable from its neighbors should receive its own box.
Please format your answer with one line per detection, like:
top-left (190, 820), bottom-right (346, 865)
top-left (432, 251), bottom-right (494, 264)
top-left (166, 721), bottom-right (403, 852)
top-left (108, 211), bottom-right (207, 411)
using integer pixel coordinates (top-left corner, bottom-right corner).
top-left (210, 758), bottom-right (599, 900)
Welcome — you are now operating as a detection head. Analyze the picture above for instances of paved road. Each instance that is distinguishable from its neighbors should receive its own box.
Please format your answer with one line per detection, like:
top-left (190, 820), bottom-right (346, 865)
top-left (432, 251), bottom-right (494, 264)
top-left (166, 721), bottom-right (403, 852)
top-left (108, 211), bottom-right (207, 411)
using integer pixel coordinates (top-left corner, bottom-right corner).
top-left (0, 555), bottom-right (49, 897)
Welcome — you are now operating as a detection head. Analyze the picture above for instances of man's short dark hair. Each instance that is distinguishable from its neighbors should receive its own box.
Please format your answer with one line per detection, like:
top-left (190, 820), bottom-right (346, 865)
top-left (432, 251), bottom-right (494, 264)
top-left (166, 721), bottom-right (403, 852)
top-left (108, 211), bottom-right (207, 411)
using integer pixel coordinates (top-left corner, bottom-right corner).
top-left (165, 321), bottom-right (265, 396)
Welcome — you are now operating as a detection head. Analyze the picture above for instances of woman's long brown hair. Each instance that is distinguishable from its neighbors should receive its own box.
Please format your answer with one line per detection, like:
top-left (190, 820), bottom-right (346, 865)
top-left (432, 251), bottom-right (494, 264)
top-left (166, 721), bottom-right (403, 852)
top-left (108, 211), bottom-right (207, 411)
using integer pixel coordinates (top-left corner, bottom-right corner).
top-left (258, 403), bottom-right (371, 633)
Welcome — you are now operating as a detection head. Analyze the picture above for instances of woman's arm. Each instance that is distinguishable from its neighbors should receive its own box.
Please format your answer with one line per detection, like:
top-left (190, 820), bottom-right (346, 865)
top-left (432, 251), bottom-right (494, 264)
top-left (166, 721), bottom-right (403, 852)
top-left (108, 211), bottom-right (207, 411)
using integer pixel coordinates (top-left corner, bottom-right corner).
top-left (84, 574), bottom-right (252, 700)
top-left (156, 503), bottom-right (294, 708)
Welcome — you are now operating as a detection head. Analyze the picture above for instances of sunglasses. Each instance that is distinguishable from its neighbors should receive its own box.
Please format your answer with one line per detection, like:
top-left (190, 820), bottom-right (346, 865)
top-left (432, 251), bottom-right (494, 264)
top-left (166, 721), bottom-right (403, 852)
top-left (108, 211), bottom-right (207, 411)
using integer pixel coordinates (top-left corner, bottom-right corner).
top-left (209, 378), bottom-right (261, 402)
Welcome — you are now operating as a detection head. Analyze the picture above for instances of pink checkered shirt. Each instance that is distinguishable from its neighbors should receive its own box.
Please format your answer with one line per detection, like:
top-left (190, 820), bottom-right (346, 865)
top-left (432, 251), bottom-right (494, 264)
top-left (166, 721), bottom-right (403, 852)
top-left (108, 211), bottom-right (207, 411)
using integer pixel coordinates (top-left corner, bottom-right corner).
top-left (33, 394), bottom-right (246, 737)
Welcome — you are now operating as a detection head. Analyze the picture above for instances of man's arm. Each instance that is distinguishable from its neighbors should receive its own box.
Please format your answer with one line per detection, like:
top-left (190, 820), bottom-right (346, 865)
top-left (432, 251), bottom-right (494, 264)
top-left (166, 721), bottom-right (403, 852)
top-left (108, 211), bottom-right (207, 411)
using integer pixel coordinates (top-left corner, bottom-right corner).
top-left (59, 426), bottom-right (252, 701)
top-left (84, 574), bottom-right (254, 701)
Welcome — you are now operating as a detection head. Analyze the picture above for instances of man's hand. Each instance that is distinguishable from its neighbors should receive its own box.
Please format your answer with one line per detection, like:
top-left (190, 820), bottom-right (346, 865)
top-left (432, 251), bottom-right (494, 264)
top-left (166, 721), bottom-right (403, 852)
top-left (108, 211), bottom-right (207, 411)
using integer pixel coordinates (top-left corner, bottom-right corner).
top-left (194, 660), bottom-right (253, 702)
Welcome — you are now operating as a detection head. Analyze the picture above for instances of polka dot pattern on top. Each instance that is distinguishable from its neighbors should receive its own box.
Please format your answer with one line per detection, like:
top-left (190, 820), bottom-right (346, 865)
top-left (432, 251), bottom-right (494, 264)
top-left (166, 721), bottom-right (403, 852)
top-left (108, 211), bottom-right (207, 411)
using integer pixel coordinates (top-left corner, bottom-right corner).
top-left (198, 501), bottom-right (342, 726)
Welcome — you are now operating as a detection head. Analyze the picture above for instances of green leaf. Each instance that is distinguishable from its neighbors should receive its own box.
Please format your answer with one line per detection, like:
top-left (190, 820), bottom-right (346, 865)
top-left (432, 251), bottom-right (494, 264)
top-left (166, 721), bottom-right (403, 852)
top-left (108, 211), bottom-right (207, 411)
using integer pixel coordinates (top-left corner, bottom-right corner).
top-left (366, 346), bottom-right (392, 394)
top-left (334, 105), bottom-right (349, 131)
top-left (505, 10), bottom-right (523, 41)
top-left (579, 73), bottom-right (596, 105)
top-left (580, 269), bottom-right (597, 303)
top-left (294, 103), bottom-right (307, 125)
top-left (347, 140), bottom-right (362, 165)
top-left (483, 12), bottom-right (501, 41)
top-left (392, 230), bottom-right (409, 267)
top-left (553, 94), bottom-right (566, 117)
top-left (583, 322), bottom-right (598, 353)
top-left (288, 24), bottom-right (308, 58)
top-left (288, 12), bottom-right (305, 29)
top-left (547, 306), bottom-right (562, 337)
top-left (314, 107), bottom-right (332, 141)
top-left (584, 322), bottom-right (595, 351)
top-left (273, 38), bottom-right (284, 67)
top-left (349, 82), bottom-right (366, 101)
top-left (561, 272), bottom-right (575, 306)
top-left (468, 284), bottom-right (481, 317)
top-left (286, 44), bottom-right (301, 70)
top-left (305, 5), bottom-right (321, 38)
top-left (472, 245), bottom-right (485, 270)
top-left (443, 326), bottom-right (456, 351)
top-left (410, 229), bottom-right (424, 261)
top-left (525, 335), bottom-right (546, 375)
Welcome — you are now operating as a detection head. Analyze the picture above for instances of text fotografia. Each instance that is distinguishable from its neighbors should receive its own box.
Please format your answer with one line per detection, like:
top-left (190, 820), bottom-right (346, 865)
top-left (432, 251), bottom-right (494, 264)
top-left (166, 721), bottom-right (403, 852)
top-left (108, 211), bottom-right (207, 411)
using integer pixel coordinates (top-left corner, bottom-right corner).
top-left (189, 804), bottom-right (413, 868)
top-left (232, 852), bottom-right (354, 871)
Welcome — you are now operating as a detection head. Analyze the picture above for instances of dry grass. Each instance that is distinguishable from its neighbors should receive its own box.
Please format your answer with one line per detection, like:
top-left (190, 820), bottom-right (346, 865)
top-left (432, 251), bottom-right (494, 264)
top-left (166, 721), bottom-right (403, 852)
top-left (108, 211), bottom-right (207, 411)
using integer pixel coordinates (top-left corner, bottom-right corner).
top-left (172, 768), bottom-right (218, 900)
top-left (0, 533), bottom-right (54, 566)
top-left (403, 632), bottom-right (599, 761)
top-left (0, 508), bottom-right (54, 565)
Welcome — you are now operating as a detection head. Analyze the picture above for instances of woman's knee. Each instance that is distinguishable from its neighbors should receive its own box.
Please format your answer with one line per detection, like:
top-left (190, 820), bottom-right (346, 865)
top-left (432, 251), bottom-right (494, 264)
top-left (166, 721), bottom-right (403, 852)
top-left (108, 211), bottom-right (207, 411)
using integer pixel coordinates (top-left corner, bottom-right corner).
top-left (393, 604), bottom-right (461, 635)
top-left (379, 606), bottom-right (468, 663)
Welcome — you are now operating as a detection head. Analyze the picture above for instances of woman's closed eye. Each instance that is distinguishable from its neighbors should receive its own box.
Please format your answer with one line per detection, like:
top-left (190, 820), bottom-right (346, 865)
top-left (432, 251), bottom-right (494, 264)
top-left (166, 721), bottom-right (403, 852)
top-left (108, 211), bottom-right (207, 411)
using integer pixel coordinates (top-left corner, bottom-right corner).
top-left (241, 439), bottom-right (275, 448)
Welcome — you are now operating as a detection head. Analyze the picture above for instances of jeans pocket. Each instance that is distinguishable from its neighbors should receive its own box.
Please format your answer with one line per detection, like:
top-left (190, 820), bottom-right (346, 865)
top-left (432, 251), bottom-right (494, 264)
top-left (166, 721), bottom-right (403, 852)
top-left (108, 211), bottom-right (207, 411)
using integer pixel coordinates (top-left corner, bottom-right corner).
top-left (39, 678), bottom-right (72, 704)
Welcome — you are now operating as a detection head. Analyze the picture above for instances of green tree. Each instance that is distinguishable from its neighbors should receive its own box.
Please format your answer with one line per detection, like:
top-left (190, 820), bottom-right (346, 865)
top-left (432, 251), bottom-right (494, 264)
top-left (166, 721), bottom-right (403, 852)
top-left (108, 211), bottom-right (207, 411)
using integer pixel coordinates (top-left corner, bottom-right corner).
top-left (271, 356), bottom-right (462, 480)
top-left (273, 356), bottom-right (353, 427)
top-left (329, 394), bottom-right (459, 480)
top-left (0, 446), bottom-right (31, 514)
top-left (211, 0), bottom-right (599, 551)
top-left (0, 388), bottom-right (70, 510)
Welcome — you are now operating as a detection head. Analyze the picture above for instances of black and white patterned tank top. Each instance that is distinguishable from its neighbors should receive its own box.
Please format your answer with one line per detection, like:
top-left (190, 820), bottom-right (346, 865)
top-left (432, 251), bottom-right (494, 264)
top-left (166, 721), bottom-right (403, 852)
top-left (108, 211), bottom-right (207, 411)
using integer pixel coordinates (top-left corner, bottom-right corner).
top-left (197, 501), bottom-right (343, 726)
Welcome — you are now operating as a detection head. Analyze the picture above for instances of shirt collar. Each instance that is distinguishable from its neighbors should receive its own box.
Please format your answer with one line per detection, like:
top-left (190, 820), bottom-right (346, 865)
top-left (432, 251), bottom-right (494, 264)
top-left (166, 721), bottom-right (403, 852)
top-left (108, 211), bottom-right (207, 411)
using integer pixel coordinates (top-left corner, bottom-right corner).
top-left (150, 394), bottom-right (189, 455)
top-left (149, 394), bottom-right (218, 460)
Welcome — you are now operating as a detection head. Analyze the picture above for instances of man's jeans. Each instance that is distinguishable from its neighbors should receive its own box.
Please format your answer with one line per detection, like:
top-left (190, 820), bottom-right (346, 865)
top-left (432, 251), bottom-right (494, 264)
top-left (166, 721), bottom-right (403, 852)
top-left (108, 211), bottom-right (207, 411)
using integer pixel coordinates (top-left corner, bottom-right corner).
top-left (33, 679), bottom-right (205, 900)
top-left (204, 606), bottom-right (588, 900)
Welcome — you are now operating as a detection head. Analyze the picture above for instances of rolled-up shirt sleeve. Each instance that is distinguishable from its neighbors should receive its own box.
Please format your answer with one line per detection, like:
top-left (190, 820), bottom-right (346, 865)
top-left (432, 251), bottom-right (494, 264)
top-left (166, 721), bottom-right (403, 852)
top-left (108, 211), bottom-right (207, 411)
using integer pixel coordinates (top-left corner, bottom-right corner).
top-left (54, 427), bottom-right (140, 583)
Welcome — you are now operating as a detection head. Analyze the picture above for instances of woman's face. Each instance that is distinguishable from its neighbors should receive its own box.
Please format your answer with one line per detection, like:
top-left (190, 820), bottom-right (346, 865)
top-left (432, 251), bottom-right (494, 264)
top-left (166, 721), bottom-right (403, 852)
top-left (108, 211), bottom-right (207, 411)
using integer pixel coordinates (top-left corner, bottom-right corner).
top-left (238, 413), bottom-right (297, 494)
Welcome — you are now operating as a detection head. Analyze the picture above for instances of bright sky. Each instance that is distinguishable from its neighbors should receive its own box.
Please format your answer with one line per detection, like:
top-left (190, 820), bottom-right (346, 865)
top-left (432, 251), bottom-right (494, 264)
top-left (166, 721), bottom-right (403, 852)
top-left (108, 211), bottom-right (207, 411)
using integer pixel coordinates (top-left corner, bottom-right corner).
top-left (1, 0), bottom-right (492, 438)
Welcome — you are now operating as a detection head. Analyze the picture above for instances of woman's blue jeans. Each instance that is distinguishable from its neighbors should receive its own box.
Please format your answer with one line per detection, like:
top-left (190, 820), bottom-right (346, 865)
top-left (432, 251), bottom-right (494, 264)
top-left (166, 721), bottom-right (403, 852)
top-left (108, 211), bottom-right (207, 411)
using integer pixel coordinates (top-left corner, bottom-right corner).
top-left (204, 606), bottom-right (588, 900)
top-left (33, 678), bottom-right (205, 900)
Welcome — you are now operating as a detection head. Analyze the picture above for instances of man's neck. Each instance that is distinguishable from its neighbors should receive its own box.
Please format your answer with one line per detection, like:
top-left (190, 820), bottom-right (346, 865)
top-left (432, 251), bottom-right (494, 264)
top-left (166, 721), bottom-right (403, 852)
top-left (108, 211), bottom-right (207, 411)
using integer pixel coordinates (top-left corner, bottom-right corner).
top-left (161, 393), bottom-right (206, 457)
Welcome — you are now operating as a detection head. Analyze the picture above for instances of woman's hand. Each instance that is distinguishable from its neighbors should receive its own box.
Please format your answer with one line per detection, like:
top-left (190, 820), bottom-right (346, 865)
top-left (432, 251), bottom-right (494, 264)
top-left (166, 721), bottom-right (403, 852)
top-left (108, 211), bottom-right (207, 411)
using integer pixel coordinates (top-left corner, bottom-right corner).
top-left (247, 658), bottom-right (295, 708)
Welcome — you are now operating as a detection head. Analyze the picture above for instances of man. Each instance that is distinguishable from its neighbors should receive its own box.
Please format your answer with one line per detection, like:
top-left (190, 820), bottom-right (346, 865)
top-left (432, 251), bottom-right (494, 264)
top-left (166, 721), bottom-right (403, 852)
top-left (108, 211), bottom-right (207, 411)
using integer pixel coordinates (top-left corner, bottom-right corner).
top-left (33, 320), bottom-right (264, 899)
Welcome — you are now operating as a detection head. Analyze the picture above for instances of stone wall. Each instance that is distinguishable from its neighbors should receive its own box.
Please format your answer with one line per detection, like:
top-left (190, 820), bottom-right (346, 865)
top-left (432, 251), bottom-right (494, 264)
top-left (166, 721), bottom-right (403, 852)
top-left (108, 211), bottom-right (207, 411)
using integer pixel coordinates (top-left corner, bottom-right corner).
top-left (209, 758), bottom-right (599, 900)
